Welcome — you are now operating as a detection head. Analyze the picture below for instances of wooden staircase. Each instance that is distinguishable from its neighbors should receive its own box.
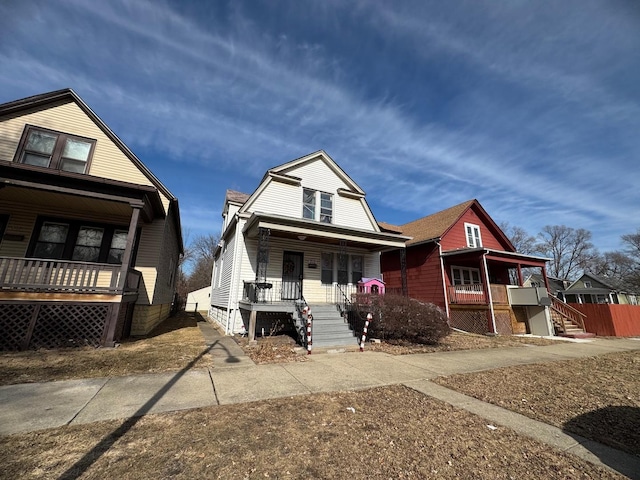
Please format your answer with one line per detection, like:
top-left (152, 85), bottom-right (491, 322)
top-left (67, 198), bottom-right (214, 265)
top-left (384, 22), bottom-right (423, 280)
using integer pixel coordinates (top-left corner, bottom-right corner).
top-left (307, 304), bottom-right (358, 348)
top-left (549, 294), bottom-right (594, 338)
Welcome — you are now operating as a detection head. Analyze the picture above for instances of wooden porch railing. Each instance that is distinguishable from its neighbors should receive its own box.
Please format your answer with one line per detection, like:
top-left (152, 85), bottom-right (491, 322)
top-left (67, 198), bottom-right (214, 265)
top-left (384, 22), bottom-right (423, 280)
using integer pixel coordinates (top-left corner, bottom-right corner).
top-left (549, 293), bottom-right (586, 331)
top-left (447, 284), bottom-right (487, 304)
top-left (0, 257), bottom-right (139, 294)
top-left (490, 284), bottom-right (509, 304)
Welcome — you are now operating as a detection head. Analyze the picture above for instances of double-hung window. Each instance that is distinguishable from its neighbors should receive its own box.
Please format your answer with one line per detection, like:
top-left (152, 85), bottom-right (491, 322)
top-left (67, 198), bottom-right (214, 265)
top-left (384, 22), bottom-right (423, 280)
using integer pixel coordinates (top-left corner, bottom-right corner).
top-left (29, 218), bottom-right (135, 265)
top-left (303, 188), bottom-right (316, 220)
top-left (320, 192), bottom-right (333, 223)
top-left (15, 125), bottom-right (95, 174)
top-left (302, 189), bottom-right (333, 224)
top-left (464, 223), bottom-right (482, 248)
top-left (451, 266), bottom-right (481, 286)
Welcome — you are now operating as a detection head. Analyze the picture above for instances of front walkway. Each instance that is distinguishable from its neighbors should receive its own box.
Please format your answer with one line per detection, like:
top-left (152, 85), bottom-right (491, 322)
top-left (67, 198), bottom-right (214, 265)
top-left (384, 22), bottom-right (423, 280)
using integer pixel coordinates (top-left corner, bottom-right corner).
top-left (1, 333), bottom-right (639, 478)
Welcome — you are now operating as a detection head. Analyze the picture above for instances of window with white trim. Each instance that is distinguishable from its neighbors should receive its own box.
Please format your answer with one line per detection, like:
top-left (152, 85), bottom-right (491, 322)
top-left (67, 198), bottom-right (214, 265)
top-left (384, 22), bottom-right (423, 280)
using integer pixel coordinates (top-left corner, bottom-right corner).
top-left (584, 281), bottom-right (592, 288)
top-left (303, 188), bottom-right (316, 220)
top-left (302, 189), bottom-right (333, 224)
top-left (451, 266), bottom-right (481, 285)
top-left (15, 125), bottom-right (96, 174)
top-left (464, 223), bottom-right (482, 248)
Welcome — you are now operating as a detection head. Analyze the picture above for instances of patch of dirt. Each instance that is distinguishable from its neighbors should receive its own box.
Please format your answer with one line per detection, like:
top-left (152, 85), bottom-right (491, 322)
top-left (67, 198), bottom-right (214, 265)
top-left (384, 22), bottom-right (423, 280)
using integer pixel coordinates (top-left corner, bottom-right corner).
top-left (0, 312), bottom-right (216, 386)
top-left (234, 334), bottom-right (309, 364)
top-left (0, 385), bottom-right (623, 479)
top-left (434, 350), bottom-right (640, 456)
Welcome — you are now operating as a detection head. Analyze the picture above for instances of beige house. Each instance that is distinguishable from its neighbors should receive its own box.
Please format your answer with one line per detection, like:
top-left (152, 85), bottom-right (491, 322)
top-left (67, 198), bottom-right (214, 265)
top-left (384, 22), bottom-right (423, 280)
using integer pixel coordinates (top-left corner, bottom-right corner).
top-left (0, 89), bottom-right (183, 349)
top-left (209, 151), bottom-right (409, 343)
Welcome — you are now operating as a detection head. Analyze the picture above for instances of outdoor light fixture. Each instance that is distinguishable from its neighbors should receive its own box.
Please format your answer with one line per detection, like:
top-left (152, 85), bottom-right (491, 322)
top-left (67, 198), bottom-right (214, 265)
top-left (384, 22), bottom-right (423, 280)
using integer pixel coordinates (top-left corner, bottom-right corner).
top-left (298, 235), bottom-right (307, 241)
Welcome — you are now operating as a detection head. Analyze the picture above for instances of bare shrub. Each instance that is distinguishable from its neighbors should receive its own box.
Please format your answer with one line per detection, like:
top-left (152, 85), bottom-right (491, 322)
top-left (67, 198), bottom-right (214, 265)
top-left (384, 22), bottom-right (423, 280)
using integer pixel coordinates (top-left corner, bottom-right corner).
top-left (354, 294), bottom-right (450, 345)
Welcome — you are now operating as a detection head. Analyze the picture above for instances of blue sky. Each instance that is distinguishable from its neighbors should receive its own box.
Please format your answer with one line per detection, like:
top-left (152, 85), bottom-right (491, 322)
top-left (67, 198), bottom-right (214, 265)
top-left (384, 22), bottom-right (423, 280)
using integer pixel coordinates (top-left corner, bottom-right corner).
top-left (1, 0), bottom-right (639, 255)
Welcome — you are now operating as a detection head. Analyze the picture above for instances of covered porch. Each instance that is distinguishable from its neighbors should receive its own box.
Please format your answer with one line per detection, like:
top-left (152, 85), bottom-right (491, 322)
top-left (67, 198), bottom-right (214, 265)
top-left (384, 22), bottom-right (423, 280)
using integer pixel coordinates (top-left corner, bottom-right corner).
top-left (0, 161), bottom-right (165, 349)
top-left (239, 212), bottom-right (409, 340)
top-left (442, 248), bottom-right (552, 335)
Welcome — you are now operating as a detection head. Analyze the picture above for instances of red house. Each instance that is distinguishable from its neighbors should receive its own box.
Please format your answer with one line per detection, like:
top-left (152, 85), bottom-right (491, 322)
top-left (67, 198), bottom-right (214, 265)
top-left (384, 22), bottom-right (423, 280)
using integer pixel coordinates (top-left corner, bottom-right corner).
top-left (380, 200), bottom-right (584, 336)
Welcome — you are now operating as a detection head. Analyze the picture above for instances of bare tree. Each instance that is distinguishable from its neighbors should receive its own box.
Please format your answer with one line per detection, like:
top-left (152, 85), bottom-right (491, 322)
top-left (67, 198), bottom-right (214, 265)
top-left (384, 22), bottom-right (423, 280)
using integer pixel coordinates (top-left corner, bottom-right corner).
top-left (500, 222), bottom-right (537, 254)
top-left (620, 229), bottom-right (640, 290)
top-left (536, 225), bottom-right (598, 279)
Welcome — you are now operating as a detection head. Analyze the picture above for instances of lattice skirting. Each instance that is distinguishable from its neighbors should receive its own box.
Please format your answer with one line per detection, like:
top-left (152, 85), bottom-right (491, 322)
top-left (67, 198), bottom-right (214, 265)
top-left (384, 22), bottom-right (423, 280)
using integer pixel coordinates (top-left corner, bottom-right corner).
top-left (0, 302), bottom-right (113, 350)
top-left (449, 307), bottom-right (515, 335)
top-left (449, 309), bottom-right (490, 335)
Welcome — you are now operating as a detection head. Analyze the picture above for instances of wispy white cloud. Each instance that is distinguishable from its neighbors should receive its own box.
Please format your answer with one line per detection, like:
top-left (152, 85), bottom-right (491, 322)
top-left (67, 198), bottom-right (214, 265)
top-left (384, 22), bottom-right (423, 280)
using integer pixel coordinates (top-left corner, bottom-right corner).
top-left (0, 0), bottom-right (638, 253)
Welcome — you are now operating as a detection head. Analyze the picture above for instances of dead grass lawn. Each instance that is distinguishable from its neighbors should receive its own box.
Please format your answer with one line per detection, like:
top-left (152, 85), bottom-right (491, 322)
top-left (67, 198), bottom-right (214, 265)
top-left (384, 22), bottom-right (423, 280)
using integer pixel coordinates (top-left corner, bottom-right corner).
top-left (434, 350), bottom-right (640, 456)
top-left (0, 385), bottom-right (623, 480)
top-left (0, 312), bottom-right (214, 386)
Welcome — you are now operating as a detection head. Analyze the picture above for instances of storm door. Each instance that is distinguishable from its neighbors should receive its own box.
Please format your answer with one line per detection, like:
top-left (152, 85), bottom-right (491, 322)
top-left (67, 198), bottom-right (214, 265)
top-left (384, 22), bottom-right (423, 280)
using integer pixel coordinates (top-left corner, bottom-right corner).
top-left (282, 251), bottom-right (303, 300)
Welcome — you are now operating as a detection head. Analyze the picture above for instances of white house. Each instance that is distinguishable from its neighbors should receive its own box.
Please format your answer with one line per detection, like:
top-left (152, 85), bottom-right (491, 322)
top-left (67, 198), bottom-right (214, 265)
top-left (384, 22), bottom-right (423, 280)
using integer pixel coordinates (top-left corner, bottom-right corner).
top-left (209, 151), bottom-right (409, 340)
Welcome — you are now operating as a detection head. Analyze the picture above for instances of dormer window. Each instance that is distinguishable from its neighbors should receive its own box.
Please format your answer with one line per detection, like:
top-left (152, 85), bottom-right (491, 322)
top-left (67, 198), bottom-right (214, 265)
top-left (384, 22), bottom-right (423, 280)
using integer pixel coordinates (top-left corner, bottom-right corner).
top-left (464, 222), bottom-right (482, 248)
top-left (15, 125), bottom-right (95, 174)
top-left (302, 189), bottom-right (333, 223)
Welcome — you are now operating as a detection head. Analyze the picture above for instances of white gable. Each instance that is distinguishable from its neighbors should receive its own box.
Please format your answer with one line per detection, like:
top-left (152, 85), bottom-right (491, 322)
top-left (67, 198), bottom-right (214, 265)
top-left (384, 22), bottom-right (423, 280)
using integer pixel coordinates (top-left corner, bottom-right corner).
top-left (241, 152), bottom-right (379, 231)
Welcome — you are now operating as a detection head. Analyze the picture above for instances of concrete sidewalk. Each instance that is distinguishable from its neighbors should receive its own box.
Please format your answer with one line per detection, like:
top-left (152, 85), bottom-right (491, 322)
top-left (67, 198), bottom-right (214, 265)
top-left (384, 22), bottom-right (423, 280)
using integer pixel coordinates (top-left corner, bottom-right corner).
top-left (1, 333), bottom-right (639, 477)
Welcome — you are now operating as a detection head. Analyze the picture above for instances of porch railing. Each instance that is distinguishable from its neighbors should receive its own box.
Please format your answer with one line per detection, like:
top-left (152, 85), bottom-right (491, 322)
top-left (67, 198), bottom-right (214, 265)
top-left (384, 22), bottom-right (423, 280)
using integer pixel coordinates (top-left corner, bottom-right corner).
top-left (243, 280), bottom-right (288, 303)
top-left (490, 284), bottom-right (509, 304)
top-left (447, 284), bottom-right (487, 304)
top-left (0, 257), bottom-right (139, 294)
top-left (549, 293), bottom-right (586, 331)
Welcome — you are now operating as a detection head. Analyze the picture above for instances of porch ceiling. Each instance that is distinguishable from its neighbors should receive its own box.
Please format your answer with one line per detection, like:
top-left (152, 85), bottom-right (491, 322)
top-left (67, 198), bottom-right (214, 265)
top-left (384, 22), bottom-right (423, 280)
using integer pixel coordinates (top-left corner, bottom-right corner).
top-left (0, 161), bottom-right (165, 221)
top-left (0, 185), bottom-right (133, 219)
top-left (243, 213), bottom-right (410, 251)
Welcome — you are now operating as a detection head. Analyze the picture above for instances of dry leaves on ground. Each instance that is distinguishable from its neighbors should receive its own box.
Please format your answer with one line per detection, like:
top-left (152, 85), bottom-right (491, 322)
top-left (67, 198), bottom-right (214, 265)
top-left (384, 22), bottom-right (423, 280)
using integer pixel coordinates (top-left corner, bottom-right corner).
top-left (0, 385), bottom-right (623, 480)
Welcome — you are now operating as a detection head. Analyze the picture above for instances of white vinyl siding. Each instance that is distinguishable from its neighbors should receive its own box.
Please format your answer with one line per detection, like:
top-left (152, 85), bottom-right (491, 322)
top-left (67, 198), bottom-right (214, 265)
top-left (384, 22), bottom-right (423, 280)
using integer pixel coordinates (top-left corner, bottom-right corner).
top-left (247, 180), bottom-right (299, 217)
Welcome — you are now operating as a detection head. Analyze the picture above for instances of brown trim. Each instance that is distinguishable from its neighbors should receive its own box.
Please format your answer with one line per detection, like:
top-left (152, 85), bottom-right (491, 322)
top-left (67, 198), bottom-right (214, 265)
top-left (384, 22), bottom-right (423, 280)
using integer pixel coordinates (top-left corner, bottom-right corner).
top-left (13, 124), bottom-right (97, 174)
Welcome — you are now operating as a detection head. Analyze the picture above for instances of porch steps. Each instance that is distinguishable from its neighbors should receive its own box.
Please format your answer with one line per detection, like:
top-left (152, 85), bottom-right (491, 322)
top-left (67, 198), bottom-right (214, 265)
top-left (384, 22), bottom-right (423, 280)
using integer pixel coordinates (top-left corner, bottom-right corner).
top-left (308, 304), bottom-right (358, 348)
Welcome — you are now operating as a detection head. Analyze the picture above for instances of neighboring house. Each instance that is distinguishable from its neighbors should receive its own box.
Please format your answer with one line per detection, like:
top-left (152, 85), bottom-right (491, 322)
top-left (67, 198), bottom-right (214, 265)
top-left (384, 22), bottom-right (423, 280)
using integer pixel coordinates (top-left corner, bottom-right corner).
top-left (564, 273), bottom-right (638, 305)
top-left (209, 151), bottom-right (409, 341)
top-left (524, 274), bottom-right (570, 301)
top-left (186, 285), bottom-right (211, 313)
top-left (380, 199), bottom-right (583, 336)
top-left (0, 89), bottom-right (183, 350)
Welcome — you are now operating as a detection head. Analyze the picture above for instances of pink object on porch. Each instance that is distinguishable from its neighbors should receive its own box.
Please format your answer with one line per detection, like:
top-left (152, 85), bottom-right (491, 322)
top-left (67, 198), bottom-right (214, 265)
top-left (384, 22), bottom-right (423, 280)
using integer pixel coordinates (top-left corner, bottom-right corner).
top-left (357, 278), bottom-right (386, 295)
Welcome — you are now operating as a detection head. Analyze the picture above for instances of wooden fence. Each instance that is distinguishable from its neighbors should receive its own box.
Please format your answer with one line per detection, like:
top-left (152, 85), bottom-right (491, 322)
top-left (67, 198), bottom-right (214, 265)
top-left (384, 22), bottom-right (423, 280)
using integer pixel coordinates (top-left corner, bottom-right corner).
top-left (569, 303), bottom-right (640, 336)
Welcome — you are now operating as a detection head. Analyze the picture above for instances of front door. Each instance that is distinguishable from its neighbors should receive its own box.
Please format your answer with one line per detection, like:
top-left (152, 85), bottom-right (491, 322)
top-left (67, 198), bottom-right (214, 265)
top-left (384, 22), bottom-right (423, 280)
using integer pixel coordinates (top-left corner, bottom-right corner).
top-left (282, 251), bottom-right (303, 300)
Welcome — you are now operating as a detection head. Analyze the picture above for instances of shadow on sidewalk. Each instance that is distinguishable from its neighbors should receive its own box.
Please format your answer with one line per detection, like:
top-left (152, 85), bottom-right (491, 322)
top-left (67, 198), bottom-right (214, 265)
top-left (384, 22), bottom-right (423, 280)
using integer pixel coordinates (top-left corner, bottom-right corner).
top-left (563, 405), bottom-right (640, 480)
top-left (57, 341), bottom-right (220, 480)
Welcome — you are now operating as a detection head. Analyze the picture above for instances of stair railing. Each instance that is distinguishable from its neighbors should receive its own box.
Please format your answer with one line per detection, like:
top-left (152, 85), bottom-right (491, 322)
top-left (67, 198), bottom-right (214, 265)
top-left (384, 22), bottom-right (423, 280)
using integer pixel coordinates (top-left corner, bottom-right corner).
top-left (294, 295), bottom-right (312, 350)
top-left (549, 293), bottom-right (586, 331)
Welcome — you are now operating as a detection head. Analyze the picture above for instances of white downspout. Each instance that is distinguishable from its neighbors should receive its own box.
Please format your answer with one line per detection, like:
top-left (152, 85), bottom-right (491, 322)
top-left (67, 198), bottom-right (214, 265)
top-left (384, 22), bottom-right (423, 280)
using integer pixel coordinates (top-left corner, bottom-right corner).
top-left (225, 215), bottom-right (241, 335)
top-left (482, 251), bottom-right (497, 334)
top-left (437, 241), bottom-right (450, 319)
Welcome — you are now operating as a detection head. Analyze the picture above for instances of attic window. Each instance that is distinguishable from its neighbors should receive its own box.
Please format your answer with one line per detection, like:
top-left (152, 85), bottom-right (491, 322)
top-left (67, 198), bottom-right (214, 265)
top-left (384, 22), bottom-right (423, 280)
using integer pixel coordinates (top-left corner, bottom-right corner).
top-left (464, 223), bottom-right (482, 248)
top-left (302, 189), bottom-right (333, 223)
top-left (584, 281), bottom-right (592, 288)
top-left (15, 125), bottom-right (95, 174)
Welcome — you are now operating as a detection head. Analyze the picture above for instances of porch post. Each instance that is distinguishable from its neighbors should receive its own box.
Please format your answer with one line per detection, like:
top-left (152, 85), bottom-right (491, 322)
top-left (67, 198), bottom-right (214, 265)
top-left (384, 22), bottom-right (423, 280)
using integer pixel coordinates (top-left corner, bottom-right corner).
top-left (541, 265), bottom-right (550, 291)
top-left (248, 310), bottom-right (257, 342)
top-left (103, 204), bottom-right (141, 347)
top-left (516, 264), bottom-right (524, 286)
top-left (481, 252), bottom-right (497, 334)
